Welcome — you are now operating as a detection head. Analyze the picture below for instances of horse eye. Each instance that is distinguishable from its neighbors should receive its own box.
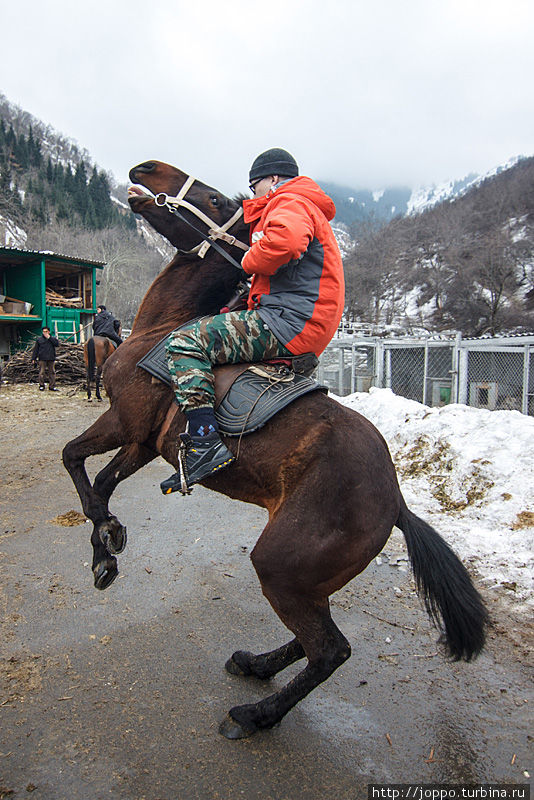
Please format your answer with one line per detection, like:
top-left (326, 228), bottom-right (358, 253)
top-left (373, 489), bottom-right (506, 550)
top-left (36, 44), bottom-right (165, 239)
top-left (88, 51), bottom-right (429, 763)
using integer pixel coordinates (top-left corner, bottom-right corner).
top-left (210, 195), bottom-right (220, 207)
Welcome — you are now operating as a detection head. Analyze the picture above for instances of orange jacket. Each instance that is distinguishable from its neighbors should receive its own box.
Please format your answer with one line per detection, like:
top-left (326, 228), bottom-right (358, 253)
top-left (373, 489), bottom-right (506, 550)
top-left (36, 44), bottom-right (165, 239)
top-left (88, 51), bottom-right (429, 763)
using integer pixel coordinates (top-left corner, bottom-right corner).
top-left (241, 176), bottom-right (345, 357)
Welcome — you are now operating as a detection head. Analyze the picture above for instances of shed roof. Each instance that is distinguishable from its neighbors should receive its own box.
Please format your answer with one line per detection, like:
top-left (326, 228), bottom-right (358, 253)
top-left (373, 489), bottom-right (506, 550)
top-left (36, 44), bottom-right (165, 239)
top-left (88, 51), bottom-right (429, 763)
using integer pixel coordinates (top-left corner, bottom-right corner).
top-left (0, 246), bottom-right (105, 271)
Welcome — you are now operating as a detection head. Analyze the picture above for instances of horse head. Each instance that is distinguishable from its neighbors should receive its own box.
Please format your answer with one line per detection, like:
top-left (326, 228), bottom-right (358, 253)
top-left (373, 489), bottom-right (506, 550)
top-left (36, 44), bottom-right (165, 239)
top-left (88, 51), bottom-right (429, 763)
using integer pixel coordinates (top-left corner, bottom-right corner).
top-left (128, 160), bottom-right (249, 255)
top-left (127, 160), bottom-right (250, 330)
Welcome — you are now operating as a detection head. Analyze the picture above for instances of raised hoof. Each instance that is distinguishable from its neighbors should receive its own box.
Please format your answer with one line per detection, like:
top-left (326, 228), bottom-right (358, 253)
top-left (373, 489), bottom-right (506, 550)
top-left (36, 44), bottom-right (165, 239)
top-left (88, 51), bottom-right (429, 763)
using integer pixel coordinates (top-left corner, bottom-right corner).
top-left (93, 558), bottom-right (118, 590)
top-left (218, 712), bottom-right (258, 740)
top-left (98, 518), bottom-right (127, 555)
top-left (225, 651), bottom-right (254, 676)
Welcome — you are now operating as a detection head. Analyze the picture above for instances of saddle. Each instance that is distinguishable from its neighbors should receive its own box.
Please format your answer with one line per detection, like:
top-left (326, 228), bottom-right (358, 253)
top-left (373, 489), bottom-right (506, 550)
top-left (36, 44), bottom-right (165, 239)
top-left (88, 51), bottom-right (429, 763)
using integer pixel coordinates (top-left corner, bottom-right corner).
top-left (137, 334), bottom-right (326, 436)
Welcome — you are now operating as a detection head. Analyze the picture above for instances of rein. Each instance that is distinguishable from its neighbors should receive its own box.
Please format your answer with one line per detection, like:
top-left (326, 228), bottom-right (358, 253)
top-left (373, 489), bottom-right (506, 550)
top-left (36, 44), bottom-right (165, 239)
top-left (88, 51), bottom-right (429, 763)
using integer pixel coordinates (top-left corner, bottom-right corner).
top-left (154, 175), bottom-right (249, 271)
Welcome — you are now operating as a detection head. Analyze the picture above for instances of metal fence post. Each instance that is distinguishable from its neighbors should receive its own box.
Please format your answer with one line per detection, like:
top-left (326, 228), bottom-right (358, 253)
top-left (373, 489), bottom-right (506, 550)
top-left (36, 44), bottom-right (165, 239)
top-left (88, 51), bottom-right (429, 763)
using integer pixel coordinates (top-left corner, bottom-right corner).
top-left (338, 346), bottom-right (344, 394)
top-left (458, 345), bottom-right (468, 405)
top-left (376, 339), bottom-right (384, 388)
top-left (451, 332), bottom-right (461, 403)
top-left (385, 346), bottom-right (391, 389)
top-left (522, 343), bottom-right (531, 415)
top-left (351, 339), bottom-right (356, 394)
top-left (422, 341), bottom-right (429, 405)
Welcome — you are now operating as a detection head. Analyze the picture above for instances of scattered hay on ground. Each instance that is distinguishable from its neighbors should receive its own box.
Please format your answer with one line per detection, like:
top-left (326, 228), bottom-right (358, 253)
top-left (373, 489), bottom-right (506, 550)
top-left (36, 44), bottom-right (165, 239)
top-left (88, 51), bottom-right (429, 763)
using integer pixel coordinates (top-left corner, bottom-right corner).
top-left (50, 510), bottom-right (87, 526)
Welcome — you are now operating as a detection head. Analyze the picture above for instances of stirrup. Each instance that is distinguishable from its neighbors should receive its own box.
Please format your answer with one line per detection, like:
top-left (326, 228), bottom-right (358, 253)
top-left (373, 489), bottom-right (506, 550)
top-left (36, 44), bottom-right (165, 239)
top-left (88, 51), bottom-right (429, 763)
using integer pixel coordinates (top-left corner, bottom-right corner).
top-left (160, 436), bottom-right (192, 496)
top-left (160, 431), bottom-right (235, 496)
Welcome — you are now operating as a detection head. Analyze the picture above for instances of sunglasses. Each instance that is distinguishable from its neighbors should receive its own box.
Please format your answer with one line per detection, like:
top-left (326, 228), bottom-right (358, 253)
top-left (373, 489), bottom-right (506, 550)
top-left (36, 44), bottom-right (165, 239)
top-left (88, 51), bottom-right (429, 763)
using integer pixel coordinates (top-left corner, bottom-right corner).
top-left (249, 178), bottom-right (264, 194)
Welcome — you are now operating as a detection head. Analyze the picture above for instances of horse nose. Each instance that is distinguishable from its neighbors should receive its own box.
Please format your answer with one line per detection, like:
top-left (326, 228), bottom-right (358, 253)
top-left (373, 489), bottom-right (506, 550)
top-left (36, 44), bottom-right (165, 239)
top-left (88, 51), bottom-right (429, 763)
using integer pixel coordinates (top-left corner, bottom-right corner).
top-left (129, 161), bottom-right (157, 182)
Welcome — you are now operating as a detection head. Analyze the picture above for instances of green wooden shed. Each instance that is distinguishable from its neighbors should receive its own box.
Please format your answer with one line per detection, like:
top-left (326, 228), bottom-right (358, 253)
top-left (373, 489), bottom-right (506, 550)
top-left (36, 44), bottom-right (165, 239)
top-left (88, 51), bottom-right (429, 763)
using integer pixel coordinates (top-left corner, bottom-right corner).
top-left (0, 246), bottom-right (105, 361)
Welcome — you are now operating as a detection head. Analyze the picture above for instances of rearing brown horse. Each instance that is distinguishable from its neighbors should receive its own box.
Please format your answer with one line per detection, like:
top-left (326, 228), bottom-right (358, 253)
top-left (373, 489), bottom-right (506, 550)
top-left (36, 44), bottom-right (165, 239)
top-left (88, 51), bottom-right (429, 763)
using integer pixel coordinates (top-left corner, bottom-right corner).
top-left (62, 160), bottom-right (488, 740)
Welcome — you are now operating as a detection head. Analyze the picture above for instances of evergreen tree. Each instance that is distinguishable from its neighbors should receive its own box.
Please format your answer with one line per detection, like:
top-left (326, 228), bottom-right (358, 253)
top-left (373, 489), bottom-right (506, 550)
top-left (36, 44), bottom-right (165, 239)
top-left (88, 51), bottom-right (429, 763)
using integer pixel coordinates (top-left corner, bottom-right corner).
top-left (46, 157), bottom-right (54, 184)
top-left (28, 125), bottom-right (39, 167)
top-left (16, 133), bottom-right (29, 169)
top-left (88, 166), bottom-right (114, 228)
top-left (0, 120), bottom-right (6, 163)
top-left (11, 181), bottom-right (23, 211)
top-left (73, 160), bottom-right (88, 219)
top-left (6, 124), bottom-right (15, 151)
top-left (0, 163), bottom-right (11, 192)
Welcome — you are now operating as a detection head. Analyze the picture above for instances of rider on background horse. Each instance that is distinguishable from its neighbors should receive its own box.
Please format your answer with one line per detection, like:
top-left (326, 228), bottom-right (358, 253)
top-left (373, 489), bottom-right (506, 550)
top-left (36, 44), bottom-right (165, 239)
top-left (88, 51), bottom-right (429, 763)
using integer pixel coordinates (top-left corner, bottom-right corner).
top-left (92, 305), bottom-right (123, 348)
top-left (161, 147), bottom-right (345, 494)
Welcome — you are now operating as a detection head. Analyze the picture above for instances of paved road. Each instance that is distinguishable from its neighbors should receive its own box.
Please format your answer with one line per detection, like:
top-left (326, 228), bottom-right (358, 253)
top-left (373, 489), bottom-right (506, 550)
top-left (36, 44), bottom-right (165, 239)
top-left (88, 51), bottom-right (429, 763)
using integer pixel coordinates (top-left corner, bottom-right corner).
top-left (0, 390), bottom-right (531, 799)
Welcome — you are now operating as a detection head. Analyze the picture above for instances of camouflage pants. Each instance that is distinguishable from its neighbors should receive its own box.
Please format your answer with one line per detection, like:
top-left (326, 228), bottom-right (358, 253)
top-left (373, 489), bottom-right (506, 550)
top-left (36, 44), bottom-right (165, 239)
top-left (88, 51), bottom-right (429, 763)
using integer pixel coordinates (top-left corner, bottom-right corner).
top-left (165, 310), bottom-right (291, 412)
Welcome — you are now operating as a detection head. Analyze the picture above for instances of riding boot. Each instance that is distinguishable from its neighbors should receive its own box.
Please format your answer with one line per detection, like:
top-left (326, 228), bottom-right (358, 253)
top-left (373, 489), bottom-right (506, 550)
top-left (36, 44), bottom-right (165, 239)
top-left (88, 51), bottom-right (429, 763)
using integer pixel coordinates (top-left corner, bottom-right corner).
top-left (160, 407), bottom-right (234, 495)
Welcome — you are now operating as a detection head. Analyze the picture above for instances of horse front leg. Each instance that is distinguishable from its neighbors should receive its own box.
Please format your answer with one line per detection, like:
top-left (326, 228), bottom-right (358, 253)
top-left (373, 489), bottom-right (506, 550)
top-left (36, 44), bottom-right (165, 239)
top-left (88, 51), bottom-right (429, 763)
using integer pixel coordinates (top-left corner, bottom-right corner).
top-left (91, 441), bottom-right (158, 562)
top-left (62, 410), bottom-right (127, 589)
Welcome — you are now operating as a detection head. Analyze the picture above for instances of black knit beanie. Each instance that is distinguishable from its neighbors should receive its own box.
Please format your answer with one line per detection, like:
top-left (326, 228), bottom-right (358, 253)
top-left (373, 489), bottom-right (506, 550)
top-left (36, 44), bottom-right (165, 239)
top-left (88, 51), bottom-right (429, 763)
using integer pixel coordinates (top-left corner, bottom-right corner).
top-left (249, 148), bottom-right (299, 182)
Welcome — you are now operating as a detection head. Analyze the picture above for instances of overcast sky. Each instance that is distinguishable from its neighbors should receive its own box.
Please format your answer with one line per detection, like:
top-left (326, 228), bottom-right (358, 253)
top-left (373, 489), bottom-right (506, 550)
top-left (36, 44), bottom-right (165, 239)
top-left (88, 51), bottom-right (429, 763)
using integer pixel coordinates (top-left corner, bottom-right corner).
top-left (1, 0), bottom-right (533, 196)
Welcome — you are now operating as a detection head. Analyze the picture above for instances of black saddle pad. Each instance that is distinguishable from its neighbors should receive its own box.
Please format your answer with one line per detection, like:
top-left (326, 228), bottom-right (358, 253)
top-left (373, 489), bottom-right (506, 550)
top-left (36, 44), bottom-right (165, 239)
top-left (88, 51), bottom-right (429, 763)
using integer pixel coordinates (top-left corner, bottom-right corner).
top-left (137, 334), bottom-right (327, 436)
top-left (215, 365), bottom-right (326, 436)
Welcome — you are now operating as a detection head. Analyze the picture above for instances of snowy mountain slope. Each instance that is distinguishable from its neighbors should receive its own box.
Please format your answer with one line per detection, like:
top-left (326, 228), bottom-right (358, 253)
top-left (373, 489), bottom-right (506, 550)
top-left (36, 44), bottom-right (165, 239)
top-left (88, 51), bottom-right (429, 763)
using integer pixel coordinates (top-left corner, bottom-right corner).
top-left (324, 156), bottom-right (527, 226)
top-left (406, 157), bottom-right (522, 215)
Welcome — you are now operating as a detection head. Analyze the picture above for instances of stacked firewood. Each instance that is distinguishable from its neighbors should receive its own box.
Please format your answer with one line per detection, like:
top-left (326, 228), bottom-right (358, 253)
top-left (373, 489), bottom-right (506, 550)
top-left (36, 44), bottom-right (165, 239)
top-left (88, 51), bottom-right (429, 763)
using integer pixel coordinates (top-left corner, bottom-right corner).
top-left (3, 342), bottom-right (87, 384)
top-left (45, 289), bottom-right (83, 308)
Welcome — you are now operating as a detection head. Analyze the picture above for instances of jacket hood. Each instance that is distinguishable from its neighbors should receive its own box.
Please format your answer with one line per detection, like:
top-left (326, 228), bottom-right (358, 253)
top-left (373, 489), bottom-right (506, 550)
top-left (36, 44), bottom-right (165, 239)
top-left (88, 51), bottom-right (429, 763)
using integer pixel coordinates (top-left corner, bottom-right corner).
top-left (243, 176), bottom-right (336, 223)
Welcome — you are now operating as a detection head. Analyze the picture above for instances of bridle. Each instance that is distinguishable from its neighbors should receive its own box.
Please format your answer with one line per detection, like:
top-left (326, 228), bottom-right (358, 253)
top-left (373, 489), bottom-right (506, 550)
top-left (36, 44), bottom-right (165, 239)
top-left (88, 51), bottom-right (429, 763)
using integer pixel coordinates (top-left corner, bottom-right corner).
top-left (153, 174), bottom-right (249, 271)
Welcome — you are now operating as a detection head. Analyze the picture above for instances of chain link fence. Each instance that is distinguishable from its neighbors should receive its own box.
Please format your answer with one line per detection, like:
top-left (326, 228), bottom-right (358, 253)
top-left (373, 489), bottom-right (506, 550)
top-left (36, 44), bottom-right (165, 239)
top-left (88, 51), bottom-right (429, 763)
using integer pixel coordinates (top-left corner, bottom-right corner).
top-left (317, 334), bottom-right (534, 416)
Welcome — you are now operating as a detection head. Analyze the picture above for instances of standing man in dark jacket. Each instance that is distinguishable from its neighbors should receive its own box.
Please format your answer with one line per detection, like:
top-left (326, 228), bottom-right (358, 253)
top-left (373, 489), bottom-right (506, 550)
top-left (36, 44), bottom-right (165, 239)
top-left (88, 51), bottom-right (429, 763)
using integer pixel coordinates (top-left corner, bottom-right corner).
top-left (31, 326), bottom-right (60, 391)
top-left (92, 305), bottom-right (122, 347)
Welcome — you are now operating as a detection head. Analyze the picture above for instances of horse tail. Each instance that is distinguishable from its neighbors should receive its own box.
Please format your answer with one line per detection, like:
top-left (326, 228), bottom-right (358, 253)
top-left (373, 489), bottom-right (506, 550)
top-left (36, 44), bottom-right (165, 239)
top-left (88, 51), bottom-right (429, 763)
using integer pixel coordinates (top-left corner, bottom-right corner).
top-left (396, 498), bottom-right (489, 662)
top-left (86, 337), bottom-right (96, 381)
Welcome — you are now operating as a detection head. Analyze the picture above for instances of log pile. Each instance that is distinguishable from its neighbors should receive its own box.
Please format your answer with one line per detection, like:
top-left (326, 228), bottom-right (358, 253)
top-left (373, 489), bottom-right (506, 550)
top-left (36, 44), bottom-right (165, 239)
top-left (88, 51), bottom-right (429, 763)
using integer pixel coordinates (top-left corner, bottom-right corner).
top-left (45, 288), bottom-right (83, 308)
top-left (2, 342), bottom-right (87, 384)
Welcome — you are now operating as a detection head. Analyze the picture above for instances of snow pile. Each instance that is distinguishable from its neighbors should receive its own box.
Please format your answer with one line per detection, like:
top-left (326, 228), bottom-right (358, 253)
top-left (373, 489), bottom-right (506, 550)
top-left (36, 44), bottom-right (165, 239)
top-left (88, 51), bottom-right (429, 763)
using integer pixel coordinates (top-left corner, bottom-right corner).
top-left (337, 388), bottom-right (534, 609)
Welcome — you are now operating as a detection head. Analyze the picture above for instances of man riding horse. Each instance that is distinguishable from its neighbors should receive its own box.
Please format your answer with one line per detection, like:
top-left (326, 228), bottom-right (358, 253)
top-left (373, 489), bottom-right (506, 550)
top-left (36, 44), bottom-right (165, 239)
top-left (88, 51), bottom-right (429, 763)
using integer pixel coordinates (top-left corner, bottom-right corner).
top-left (161, 148), bottom-right (345, 494)
top-left (93, 305), bottom-right (123, 348)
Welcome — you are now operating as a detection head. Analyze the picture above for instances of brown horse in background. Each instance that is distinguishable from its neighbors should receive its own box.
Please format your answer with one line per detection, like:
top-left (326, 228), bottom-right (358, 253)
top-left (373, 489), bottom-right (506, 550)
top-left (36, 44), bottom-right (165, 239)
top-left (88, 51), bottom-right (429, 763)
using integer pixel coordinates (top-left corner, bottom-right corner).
top-left (83, 336), bottom-right (118, 401)
top-left (62, 160), bottom-right (488, 740)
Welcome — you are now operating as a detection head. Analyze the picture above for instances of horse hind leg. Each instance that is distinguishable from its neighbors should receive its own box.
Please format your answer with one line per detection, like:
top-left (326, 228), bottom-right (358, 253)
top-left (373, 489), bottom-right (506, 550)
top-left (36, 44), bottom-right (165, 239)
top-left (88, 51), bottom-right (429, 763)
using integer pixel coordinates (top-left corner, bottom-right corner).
top-left (225, 638), bottom-right (305, 680)
top-left (220, 592), bottom-right (350, 739)
top-left (219, 511), bottom-right (352, 738)
top-left (95, 366), bottom-right (103, 401)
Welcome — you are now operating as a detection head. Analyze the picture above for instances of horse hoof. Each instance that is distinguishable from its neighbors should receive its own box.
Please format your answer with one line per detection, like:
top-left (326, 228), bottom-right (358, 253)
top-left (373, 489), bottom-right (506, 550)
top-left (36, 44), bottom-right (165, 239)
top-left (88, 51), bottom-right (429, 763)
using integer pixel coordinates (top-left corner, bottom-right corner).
top-left (93, 559), bottom-right (118, 590)
top-left (225, 651), bottom-right (253, 676)
top-left (218, 712), bottom-right (257, 740)
top-left (99, 518), bottom-right (127, 555)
